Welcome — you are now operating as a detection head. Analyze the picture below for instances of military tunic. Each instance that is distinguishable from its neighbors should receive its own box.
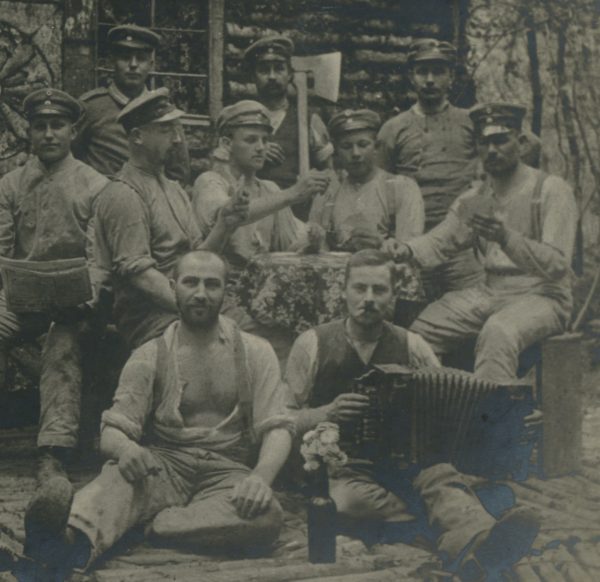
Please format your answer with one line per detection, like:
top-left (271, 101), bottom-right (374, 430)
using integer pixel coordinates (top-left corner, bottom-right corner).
top-left (94, 162), bottom-right (203, 348)
top-left (0, 153), bottom-right (109, 448)
top-left (74, 83), bottom-right (190, 184)
top-left (377, 102), bottom-right (485, 298)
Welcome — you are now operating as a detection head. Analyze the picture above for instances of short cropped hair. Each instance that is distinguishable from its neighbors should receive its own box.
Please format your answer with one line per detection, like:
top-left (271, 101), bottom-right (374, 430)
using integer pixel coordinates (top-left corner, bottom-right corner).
top-left (344, 249), bottom-right (396, 288)
top-left (172, 250), bottom-right (230, 282)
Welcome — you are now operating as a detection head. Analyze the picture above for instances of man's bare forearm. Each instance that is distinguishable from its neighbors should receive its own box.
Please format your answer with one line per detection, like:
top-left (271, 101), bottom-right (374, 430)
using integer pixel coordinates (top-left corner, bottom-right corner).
top-left (252, 428), bottom-right (292, 486)
top-left (129, 268), bottom-right (178, 313)
top-left (100, 426), bottom-right (137, 460)
top-left (201, 215), bottom-right (232, 252)
top-left (245, 188), bottom-right (299, 223)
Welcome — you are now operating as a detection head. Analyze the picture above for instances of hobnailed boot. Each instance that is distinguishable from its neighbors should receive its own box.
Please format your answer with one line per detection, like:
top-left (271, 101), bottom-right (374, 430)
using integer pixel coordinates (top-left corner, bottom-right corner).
top-left (457, 506), bottom-right (540, 582)
top-left (24, 449), bottom-right (74, 567)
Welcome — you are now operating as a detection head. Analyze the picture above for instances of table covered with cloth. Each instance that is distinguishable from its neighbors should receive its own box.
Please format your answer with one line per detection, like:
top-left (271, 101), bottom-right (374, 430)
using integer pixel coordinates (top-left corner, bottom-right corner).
top-left (232, 252), bottom-right (424, 335)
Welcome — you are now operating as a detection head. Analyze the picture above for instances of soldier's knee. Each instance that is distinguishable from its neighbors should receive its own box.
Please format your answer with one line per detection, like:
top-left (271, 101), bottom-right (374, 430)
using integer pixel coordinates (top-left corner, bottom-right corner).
top-left (414, 463), bottom-right (458, 489)
top-left (330, 482), bottom-right (381, 519)
top-left (478, 316), bottom-right (519, 349)
top-left (257, 498), bottom-right (284, 543)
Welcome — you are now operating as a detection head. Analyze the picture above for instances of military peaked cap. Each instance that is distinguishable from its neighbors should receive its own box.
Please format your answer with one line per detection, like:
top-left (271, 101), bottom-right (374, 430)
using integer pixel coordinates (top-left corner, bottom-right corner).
top-left (108, 24), bottom-right (161, 51)
top-left (117, 87), bottom-right (184, 132)
top-left (470, 102), bottom-right (527, 137)
top-left (408, 38), bottom-right (457, 65)
top-left (328, 109), bottom-right (381, 138)
top-left (216, 100), bottom-right (272, 134)
top-left (23, 88), bottom-right (83, 122)
top-left (243, 35), bottom-right (295, 64)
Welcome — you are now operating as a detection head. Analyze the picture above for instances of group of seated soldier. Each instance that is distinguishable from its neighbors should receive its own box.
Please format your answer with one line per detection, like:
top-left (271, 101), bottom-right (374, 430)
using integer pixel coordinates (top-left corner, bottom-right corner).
top-left (0, 24), bottom-right (578, 582)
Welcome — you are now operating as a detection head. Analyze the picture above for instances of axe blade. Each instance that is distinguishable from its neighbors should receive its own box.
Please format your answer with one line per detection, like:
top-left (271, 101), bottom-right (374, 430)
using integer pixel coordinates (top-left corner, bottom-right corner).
top-left (291, 52), bottom-right (342, 103)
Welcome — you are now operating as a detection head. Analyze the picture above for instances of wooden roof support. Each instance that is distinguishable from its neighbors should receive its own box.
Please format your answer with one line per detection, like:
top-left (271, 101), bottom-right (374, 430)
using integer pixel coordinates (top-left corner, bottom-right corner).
top-left (209, 0), bottom-right (225, 122)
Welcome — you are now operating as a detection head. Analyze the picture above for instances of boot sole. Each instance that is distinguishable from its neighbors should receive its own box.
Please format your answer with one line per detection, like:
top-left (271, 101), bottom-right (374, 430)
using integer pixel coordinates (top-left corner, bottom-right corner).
top-left (470, 508), bottom-right (540, 577)
top-left (24, 475), bottom-right (74, 560)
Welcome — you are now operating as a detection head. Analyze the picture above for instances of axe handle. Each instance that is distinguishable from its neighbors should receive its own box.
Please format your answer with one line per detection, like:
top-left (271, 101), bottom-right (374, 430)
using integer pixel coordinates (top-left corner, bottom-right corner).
top-left (294, 71), bottom-right (310, 177)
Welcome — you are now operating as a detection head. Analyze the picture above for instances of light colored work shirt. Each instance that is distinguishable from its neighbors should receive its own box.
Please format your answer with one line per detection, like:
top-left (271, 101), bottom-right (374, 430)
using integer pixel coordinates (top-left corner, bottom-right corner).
top-left (94, 162), bottom-right (203, 346)
top-left (309, 168), bottom-right (424, 249)
top-left (0, 154), bottom-right (108, 261)
top-left (102, 317), bottom-right (295, 456)
top-left (408, 166), bottom-right (577, 302)
top-left (192, 166), bottom-right (308, 269)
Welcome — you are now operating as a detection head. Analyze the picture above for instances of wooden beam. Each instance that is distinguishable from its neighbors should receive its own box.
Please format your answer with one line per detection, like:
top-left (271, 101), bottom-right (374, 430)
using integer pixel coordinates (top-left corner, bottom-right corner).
top-left (208, 0), bottom-right (225, 121)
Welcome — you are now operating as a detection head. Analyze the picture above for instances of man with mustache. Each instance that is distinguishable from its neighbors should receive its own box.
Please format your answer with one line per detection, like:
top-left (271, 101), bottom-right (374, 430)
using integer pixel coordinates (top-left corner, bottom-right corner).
top-left (377, 39), bottom-right (484, 301)
top-left (17, 250), bottom-right (294, 580)
top-left (0, 88), bottom-right (109, 530)
top-left (389, 103), bottom-right (577, 383)
top-left (73, 24), bottom-right (190, 184)
top-left (93, 88), bottom-right (247, 350)
top-left (285, 249), bottom-right (540, 581)
top-left (241, 35), bottom-right (333, 220)
top-left (309, 108), bottom-right (424, 251)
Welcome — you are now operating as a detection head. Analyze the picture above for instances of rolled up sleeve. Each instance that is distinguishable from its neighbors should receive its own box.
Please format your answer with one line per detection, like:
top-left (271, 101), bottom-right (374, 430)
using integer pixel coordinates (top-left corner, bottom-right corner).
top-left (246, 336), bottom-right (296, 439)
top-left (283, 330), bottom-right (322, 435)
top-left (95, 184), bottom-right (156, 278)
top-left (101, 341), bottom-right (157, 442)
top-left (191, 173), bottom-right (230, 238)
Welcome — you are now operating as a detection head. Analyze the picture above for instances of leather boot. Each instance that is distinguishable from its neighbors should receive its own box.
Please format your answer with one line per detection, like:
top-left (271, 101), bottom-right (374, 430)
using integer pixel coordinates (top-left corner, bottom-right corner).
top-left (24, 448), bottom-right (74, 565)
top-left (457, 506), bottom-right (540, 582)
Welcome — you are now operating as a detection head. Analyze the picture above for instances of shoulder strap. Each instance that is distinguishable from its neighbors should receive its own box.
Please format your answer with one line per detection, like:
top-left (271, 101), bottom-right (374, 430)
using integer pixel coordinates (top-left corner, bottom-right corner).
top-left (232, 324), bottom-right (256, 443)
top-left (472, 179), bottom-right (489, 260)
top-left (109, 175), bottom-right (146, 201)
top-left (530, 171), bottom-right (548, 242)
top-left (153, 336), bottom-right (169, 415)
top-left (79, 87), bottom-right (108, 101)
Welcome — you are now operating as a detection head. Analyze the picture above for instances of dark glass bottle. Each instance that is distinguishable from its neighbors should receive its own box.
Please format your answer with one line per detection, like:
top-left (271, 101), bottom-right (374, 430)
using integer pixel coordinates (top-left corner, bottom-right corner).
top-left (307, 461), bottom-right (337, 563)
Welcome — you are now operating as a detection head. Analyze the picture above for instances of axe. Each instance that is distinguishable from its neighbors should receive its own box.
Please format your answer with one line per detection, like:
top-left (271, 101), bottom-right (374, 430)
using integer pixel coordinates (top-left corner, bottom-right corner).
top-left (291, 52), bottom-right (342, 176)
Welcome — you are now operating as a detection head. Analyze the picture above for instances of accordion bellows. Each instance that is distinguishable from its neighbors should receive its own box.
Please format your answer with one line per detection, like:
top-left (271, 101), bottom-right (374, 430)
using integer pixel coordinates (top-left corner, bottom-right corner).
top-left (350, 364), bottom-right (536, 480)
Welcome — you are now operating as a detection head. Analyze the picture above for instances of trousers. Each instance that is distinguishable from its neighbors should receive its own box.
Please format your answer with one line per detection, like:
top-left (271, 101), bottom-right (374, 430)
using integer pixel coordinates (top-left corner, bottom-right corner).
top-left (0, 292), bottom-right (85, 448)
top-left (410, 279), bottom-right (569, 382)
top-left (420, 248), bottom-right (485, 303)
top-left (68, 443), bottom-right (284, 565)
top-left (330, 461), bottom-right (496, 562)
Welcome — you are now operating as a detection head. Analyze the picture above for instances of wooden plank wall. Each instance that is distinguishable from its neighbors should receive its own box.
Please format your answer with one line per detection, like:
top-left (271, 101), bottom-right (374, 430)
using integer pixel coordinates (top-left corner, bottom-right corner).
top-left (222, 0), bottom-right (473, 121)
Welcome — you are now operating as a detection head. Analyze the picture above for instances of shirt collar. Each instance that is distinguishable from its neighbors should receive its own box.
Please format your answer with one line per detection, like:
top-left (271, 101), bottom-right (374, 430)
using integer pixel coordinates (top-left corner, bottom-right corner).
top-left (164, 316), bottom-right (230, 349)
top-left (108, 82), bottom-right (148, 107)
top-left (411, 99), bottom-right (450, 117)
top-left (31, 152), bottom-right (76, 176)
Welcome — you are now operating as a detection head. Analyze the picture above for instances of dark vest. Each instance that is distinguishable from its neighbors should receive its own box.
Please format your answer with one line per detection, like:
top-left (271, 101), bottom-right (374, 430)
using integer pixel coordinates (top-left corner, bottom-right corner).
top-left (258, 103), bottom-right (300, 190)
top-left (310, 319), bottom-right (410, 409)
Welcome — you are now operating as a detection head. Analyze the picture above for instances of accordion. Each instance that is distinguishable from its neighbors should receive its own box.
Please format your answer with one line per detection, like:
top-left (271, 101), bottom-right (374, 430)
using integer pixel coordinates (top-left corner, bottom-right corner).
top-left (348, 364), bottom-right (535, 479)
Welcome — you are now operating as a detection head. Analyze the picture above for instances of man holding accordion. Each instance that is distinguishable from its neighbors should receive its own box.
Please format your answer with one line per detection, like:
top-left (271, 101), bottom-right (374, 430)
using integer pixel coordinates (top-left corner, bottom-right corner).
top-left (286, 249), bottom-right (540, 581)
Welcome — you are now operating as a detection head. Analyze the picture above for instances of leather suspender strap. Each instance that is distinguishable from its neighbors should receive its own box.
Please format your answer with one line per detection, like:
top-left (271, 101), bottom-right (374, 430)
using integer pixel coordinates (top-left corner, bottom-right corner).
top-left (153, 326), bottom-right (255, 442)
top-left (473, 179), bottom-right (489, 260)
top-left (530, 171), bottom-right (548, 243)
top-left (232, 324), bottom-right (255, 443)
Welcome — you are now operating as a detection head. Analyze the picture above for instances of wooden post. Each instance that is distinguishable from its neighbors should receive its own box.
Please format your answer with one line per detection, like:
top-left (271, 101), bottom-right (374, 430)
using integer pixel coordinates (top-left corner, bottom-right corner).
top-left (208, 0), bottom-right (225, 121)
top-left (539, 333), bottom-right (583, 478)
